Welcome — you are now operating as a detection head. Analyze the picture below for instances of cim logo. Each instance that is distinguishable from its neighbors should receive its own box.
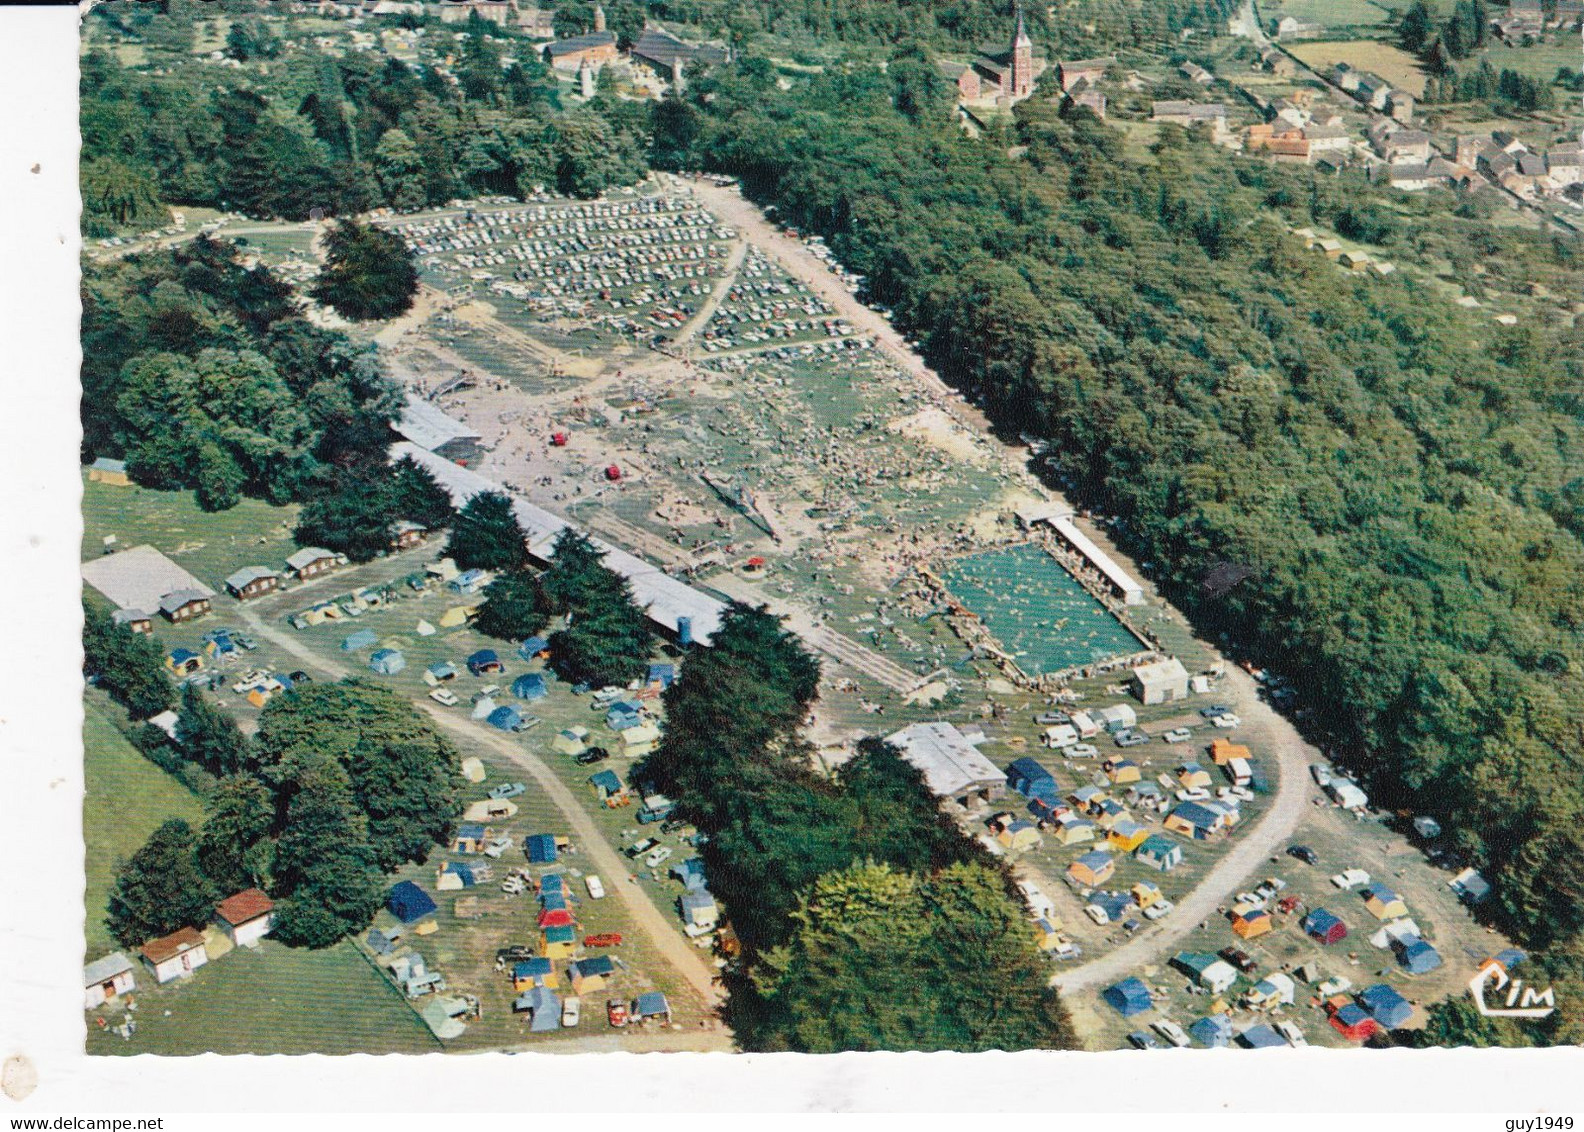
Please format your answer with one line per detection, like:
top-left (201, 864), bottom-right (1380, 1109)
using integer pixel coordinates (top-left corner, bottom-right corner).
top-left (1469, 958), bottom-right (1556, 1019)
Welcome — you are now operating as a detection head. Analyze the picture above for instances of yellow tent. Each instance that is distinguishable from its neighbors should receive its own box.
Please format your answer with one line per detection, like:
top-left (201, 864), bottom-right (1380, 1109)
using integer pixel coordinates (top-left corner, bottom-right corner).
top-left (438, 604), bottom-right (478, 628)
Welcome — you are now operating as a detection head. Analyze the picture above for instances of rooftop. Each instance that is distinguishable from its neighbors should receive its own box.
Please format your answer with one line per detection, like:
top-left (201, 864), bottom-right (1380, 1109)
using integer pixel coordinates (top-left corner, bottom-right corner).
top-left (884, 721), bottom-right (1008, 800)
top-left (394, 393), bottom-right (484, 453)
top-left (82, 545), bottom-right (215, 614)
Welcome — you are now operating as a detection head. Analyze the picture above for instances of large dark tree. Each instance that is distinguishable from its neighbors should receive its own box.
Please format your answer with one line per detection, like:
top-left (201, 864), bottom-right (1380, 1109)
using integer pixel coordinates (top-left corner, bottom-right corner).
top-left (196, 775), bottom-right (276, 896)
top-left (175, 681), bottom-right (250, 776)
top-left (473, 569), bottom-right (551, 641)
top-left (446, 490), bottom-right (530, 572)
top-left (311, 220), bottom-right (419, 321)
top-left (106, 819), bottom-right (214, 947)
top-left (82, 598), bottom-right (174, 719)
top-left (268, 757), bottom-right (385, 948)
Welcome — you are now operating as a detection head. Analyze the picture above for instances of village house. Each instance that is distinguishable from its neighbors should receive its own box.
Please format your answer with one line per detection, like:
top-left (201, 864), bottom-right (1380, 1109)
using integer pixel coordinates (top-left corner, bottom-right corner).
top-left (214, 888), bottom-right (276, 947)
top-left (140, 926), bottom-right (209, 984)
top-left (1354, 73), bottom-right (1393, 110)
top-left (112, 608), bottom-right (153, 634)
top-left (224, 565), bottom-right (280, 601)
top-left (1547, 144), bottom-right (1583, 187)
top-left (544, 30), bottom-right (618, 69)
top-left (1062, 78), bottom-right (1106, 119)
top-left (83, 545), bottom-right (216, 626)
top-left (1179, 61), bottom-right (1213, 84)
top-left (286, 546), bottom-right (345, 580)
top-left (83, 951), bottom-right (136, 1009)
top-left (1129, 656), bottom-right (1189, 704)
top-left (1385, 90), bottom-right (1415, 123)
top-left (1056, 56), bottom-right (1112, 92)
top-left (159, 589), bottom-right (212, 623)
top-left (1260, 48), bottom-right (1295, 76)
top-left (1151, 101), bottom-right (1228, 130)
top-left (629, 26), bottom-right (729, 77)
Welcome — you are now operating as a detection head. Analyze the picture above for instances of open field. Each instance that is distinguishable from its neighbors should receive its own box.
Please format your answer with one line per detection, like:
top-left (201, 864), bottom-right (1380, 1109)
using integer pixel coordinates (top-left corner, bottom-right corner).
top-left (87, 939), bottom-right (440, 1056)
top-left (1277, 0), bottom-right (1390, 28)
top-left (1287, 39), bottom-right (1429, 95)
top-left (83, 700), bottom-right (205, 956)
top-left (1482, 40), bottom-right (1584, 82)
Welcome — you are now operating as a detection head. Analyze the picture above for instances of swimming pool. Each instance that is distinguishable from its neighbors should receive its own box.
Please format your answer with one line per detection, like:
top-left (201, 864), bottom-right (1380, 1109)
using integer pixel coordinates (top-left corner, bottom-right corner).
top-left (939, 543), bottom-right (1145, 675)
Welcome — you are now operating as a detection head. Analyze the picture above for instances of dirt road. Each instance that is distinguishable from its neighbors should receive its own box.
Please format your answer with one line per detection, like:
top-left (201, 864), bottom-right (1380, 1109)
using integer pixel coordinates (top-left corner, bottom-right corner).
top-left (1052, 666), bottom-right (1315, 995)
top-left (233, 606), bottom-right (727, 1013)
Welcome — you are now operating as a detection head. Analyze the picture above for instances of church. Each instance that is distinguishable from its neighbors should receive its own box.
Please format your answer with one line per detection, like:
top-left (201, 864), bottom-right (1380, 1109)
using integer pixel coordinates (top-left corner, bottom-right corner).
top-left (954, 7), bottom-right (1041, 105)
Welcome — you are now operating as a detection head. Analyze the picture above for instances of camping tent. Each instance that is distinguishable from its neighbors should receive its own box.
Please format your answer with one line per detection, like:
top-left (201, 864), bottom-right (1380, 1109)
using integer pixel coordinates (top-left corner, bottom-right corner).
top-left (1189, 1014), bottom-right (1233, 1048)
top-left (512, 673), bottom-right (548, 701)
top-left (369, 648), bottom-right (406, 675)
top-left (1397, 937), bottom-right (1442, 974)
top-left (488, 704), bottom-right (527, 732)
top-left (341, 629), bottom-right (378, 652)
top-left (525, 834), bottom-right (558, 864)
top-left (1238, 1023), bottom-right (1286, 1049)
top-left (467, 649), bottom-right (503, 676)
top-left (387, 881), bottom-right (438, 925)
top-left (1359, 984), bottom-right (1415, 1029)
top-left (1304, 908), bottom-right (1348, 944)
top-left (1007, 757), bottom-right (1058, 800)
top-left (1329, 1003), bottom-right (1377, 1041)
top-left (1102, 977), bottom-right (1152, 1017)
top-left (632, 991), bottom-right (671, 1022)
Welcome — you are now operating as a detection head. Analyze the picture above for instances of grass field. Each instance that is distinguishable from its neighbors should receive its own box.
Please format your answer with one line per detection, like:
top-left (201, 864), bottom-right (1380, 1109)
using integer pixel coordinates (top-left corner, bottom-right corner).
top-left (1288, 39), bottom-right (1429, 95)
top-left (1277, 0), bottom-right (1390, 28)
top-left (87, 939), bottom-right (440, 1056)
top-left (1482, 40), bottom-right (1583, 83)
top-left (83, 700), bottom-right (206, 956)
top-left (82, 475), bottom-right (301, 597)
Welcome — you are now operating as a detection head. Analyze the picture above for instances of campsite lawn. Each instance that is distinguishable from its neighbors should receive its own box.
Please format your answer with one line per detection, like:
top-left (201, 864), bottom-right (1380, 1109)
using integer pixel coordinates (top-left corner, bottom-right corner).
top-left (87, 939), bottom-right (439, 1056)
top-left (81, 475), bottom-right (301, 597)
top-left (83, 699), bottom-right (206, 956)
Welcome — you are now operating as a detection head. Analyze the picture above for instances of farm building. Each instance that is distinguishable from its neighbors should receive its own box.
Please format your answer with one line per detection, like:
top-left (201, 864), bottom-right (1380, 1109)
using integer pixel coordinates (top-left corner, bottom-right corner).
top-left (213, 888), bottom-right (275, 948)
top-left (1102, 977), bottom-right (1152, 1017)
top-left (83, 952), bottom-right (136, 1009)
top-left (224, 566), bottom-right (280, 601)
top-left (1135, 834), bottom-right (1183, 872)
top-left (387, 880), bottom-right (438, 926)
top-left (1230, 904), bottom-right (1273, 940)
top-left (286, 547), bottom-right (344, 579)
top-left (1190, 1014), bottom-right (1233, 1048)
top-left (1304, 908), bottom-right (1349, 945)
top-left (83, 546), bottom-right (216, 622)
top-left (1172, 952), bottom-right (1238, 994)
top-left (390, 442), bottom-right (727, 644)
top-left (1007, 756), bottom-right (1058, 800)
top-left (1067, 850), bottom-right (1116, 887)
top-left (1362, 884), bottom-right (1408, 920)
top-left (394, 393), bottom-right (485, 464)
top-left (140, 927), bottom-right (208, 984)
top-left (1130, 657), bottom-right (1189, 704)
top-left (342, 629), bottom-right (378, 652)
top-left (883, 721), bottom-right (1008, 807)
top-left (1359, 984), bottom-right (1415, 1029)
top-left (88, 456), bottom-right (132, 486)
top-left (369, 649), bottom-right (406, 675)
top-left (1396, 937), bottom-right (1442, 974)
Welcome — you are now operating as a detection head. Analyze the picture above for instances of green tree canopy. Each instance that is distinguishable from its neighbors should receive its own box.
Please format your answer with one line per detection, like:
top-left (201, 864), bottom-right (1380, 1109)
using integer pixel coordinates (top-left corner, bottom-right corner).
top-left (311, 220), bottom-right (420, 321)
top-left (107, 819), bottom-right (214, 947)
top-left (447, 490), bottom-right (530, 572)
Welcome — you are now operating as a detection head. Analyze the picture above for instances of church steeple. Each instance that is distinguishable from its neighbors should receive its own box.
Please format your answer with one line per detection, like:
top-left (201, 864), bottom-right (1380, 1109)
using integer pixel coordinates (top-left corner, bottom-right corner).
top-left (592, 3), bottom-right (606, 32)
top-left (1008, 3), bottom-right (1033, 98)
top-left (1012, 3), bottom-right (1032, 49)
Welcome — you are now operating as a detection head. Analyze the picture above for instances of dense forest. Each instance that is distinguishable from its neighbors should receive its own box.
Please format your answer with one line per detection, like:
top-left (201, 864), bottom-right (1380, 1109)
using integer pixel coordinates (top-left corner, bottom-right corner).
top-left (652, 60), bottom-right (1584, 984)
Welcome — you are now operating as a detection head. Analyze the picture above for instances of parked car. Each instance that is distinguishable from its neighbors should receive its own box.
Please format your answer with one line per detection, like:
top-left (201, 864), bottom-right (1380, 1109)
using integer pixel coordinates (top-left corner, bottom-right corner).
top-left (1287, 844), bottom-right (1320, 866)
top-left (1210, 713), bottom-right (1242, 728)
top-left (1199, 704), bottom-right (1232, 718)
top-left (585, 932), bottom-right (623, 948)
top-left (1083, 905), bottom-right (1109, 926)
top-left (1143, 899), bottom-right (1174, 921)
top-left (574, 747), bottom-right (610, 765)
top-left (584, 875), bottom-right (606, 899)
top-left (1113, 730), bottom-right (1148, 748)
top-left (643, 845), bottom-right (673, 869)
top-left (1330, 868), bottom-right (1370, 890)
top-left (659, 819), bottom-right (691, 836)
top-left (1127, 1030), bottom-right (1162, 1050)
top-left (606, 998), bottom-right (628, 1027)
top-left (489, 782), bottom-right (527, 800)
top-left (626, 838), bottom-right (660, 859)
top-left (1310, 764), bottom-right (1334, 787)
top-left (1254, 877), bottom-right (1287, 901)
top-left (483, 836), bottom-right (513, 859)
top-left (494, 946), bottom-right (536, 970)
top-left (429, 688), bottom-right (459, 707)
top-left (1162, 728), bottom-right (1192, 744)
top-left (234, 634), bottom-right (259, 651)
top-left (1276, 1021), bottom-right (1308, 1048)
top-left (561, 996), bottom-right (581, 1028)
top-left (1035, 711), bottom-right (1070, 725)
top-left (1219, 948), bottom-right (1258, 973)
top-left (1176, 788), bottom-right (1211, 802)
top-left (1068, 743), bottom-right (1099, 759)
top-left (1151, 1020), bottom-right (1190, 1048)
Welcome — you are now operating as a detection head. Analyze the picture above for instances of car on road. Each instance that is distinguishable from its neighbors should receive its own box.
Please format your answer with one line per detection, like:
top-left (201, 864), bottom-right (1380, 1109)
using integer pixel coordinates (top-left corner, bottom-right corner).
top-left (429, 688), bottom-right (459, 707)
top-left (1127, 1030), bottom-right (1161, 1050)
top-left (643, 845), bottom-right (673, 869)
top-left (1162, 728), bottom-right (1192, 744)
top-left (584, 875), bottom-right (605, 899)
top-left (561, 996), bottom-right (581, 1028)
top-left (1287, 844), bottom-right (1320, 866)
top-left (1151, 1020), bottom-right (1190, 1048)
top-left (489, 782), bottom-right (526, 800)
top-left (625, 837), bottom-right (660, 859)
top-left (1218, 947), bottom-right (1258, 973)
top-left (1113, 730), bottom-right (1149, 748)
top-left (574, 747), bottom-right (610, 765)
top-left (1199, 704), bottom-right (1232, 718)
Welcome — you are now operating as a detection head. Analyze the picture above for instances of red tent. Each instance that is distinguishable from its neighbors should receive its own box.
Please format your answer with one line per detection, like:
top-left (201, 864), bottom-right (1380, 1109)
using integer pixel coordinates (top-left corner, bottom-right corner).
top-left (551, 432), bottom-right (569, 447)
top-left (1329, 1004), bottom-right (1378, 1042)
top-left (538, 908), bottom-right (575, 929)
top-left (604, 465), bottom-right (622, 481)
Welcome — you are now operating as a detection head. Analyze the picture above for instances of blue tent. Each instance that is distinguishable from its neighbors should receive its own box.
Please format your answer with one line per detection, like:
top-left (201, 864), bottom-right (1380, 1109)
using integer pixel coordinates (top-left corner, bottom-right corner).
top-left (514, 985), bottom-right (561, 1032)
top-left (442, 862), bottom-right (477, 887)
top-left (1189, 1014), bottom-right (1233, 1048)
top-left (1304, 908), bottom-right (1348, 944)
top-left (539, 873), bottom-right (566, 897)
top-left (513, 957), bottom-right (553, 983)
top-left (387, 881), bottom-right (437, 924)
top-left (1090, 891), bottom-right (1132, 923)
top-left (1495, 948), bottom-right (1526, 970)
top-left (606, 704), bottom-right (643, 731)
top-left (488, 704), bottom-right (527, 732)
top-left (1359, 983), bottom-right (1415, 1029)
top-left (589, 769), bottom-right (623, 798)
top-left (467, 649), bottom-right (503, 675)
top-left (526, 833), bottom-right (558, 863)
top-left (1397, 937), bottom-right (1442, 974)
top-left (1238, 1023), bottom-right (1286, 1049)
top-left (518, 636), bottom-right (549, 660)
top-left (1102, 977), bottom-right (1152, 1017)
top-left (670, 857), bottom-right (707, 890)
top-left (633, 991), bottom-right (670, 1020)
top-left (1007, 757), bottom-right (1058, 800)
top-left (540, 889), bottom-right (568, 912)
top-left (427, 661), bottom-right (458, 682)
top-left (369, 648), bottom-right (406, 675)
top-left (570, 955), bottom-right (616, 980)
top-left (512, 673), bottom-right (548, 701)
top-left (647, 663), bottom-right (676, 688)
top-left (367, 929), bottom-right (395, 956)
top-left (341, 629), bottom-right (378, 652)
